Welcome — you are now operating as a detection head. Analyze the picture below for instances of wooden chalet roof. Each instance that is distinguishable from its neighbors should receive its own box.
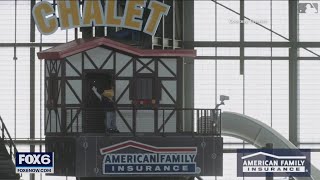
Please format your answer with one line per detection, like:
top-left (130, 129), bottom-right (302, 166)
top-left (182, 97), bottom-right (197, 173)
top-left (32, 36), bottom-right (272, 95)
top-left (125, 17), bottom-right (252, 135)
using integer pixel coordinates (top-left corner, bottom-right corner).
top-left (37, 37), bottom-right (196, 60)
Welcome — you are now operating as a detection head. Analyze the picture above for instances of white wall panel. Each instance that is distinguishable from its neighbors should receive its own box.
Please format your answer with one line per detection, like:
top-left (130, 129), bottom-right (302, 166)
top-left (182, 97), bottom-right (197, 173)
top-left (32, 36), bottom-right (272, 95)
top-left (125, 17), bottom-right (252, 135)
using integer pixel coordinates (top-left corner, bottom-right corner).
top-left (116, 110), bottom-right (132, 133)
top-left (159, 59), bottom-right (177, 77)
top-left (136, 110), bottom-right (154, 133)
top-left (115, 80), bottom-right (130, 104)
top-left (65, 80), bottom-right (82, 104)
top-left (160, 81), bottom-right (176, 105)
top-left (137, 58), bottom-right (154, 73)
top-left (86, 47), bottom-right (112, 69)
top-left (66, 53), bottom-right (82, 76)
top-left (299, 61), bottom-right (320, 143)
top-left (116, 53), bottom-right (132, 77)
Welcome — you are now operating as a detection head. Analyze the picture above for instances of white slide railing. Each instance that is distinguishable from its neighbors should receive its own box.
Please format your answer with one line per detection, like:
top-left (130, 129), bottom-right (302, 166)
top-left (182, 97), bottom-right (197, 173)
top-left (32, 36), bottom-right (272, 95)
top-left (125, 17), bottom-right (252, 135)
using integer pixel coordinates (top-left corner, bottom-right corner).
top-left (221, 111), bottom-right (320, 180)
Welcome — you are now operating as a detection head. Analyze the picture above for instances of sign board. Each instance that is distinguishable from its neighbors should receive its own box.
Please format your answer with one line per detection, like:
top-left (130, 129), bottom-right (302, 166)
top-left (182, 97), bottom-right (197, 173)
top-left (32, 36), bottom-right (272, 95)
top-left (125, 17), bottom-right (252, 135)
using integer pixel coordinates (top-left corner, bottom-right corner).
top-left (75, 136), bottom-right (223, 177)
top-left (16, 152), bottom-right (54, 174)
top-left (100, 140), bottom-right (200, 175)
top-left (237, 149), bottom-right (311, 177)
top-left (32, 0), bottom-right (170, 36)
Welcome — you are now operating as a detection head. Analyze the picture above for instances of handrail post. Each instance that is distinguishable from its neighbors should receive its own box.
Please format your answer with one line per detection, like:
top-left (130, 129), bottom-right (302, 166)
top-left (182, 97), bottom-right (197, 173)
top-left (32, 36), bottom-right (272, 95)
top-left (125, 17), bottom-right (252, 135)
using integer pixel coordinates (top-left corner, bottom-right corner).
top-left (213, 109), bottom-right (216, 135)
top-left (196, 110), bottom-right (199, 133)
top-left (162, 109), bottom-right (165, 136)
top-left (133, 106), bottom-right (136, 136)
top-left (219, 109), bottom-right (221, 135)
top-left (191, 109), bottom-right (194, 137)
top-left (204, 110), bottom-right (207, 134)
top-left (210, 110), bottom-right (213, 135)
top-left (154, 107), bottom-right (158, 134)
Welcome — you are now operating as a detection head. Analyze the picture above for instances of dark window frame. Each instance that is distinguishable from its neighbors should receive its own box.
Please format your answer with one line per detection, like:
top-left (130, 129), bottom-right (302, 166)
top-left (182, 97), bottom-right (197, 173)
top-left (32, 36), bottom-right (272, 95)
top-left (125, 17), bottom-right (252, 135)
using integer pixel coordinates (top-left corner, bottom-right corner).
top-left (47, 73), bottom-right (59, 109)
top-left (130, 73), bottom-right (161, 101)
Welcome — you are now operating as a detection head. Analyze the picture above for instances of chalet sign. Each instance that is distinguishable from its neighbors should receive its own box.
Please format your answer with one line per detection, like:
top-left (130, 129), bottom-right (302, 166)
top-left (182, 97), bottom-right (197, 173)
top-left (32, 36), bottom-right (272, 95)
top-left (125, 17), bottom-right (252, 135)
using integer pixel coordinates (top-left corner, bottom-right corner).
top-left (99, 140), bottom-right (201, 175)
top-left (32, 0), bottom-right (170, 36)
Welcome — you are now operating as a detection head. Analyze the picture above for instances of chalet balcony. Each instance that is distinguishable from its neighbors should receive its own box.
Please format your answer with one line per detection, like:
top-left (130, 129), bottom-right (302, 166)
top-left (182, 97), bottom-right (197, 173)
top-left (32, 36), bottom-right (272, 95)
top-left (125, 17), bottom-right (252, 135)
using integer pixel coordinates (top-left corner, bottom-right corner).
top-left (45, 107), bottom-right (221, 137)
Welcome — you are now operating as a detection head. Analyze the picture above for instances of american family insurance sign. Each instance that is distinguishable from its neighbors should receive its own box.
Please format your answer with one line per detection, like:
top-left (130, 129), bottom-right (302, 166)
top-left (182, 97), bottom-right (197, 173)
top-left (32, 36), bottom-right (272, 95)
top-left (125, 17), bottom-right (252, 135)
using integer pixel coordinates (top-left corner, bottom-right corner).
top-left (100, 140), bottom-right (201, 175)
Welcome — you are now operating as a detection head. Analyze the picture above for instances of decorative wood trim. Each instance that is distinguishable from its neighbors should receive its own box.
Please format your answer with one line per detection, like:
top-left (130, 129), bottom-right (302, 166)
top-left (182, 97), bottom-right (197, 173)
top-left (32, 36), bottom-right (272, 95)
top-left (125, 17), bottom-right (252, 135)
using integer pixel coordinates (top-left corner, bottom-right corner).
top-left (99, 51), bottom-right (114, 70)
top-left (66, 80), bottom-right (82, 103)
top-left (45, 109), bottom-right (50, 132)
top-left (56, 109), bottom-right (61, 130)
top-left (157, 109), bottom-right (176, 132)
top-left (116, 109), bottom-right (133, 133)
top-left (66, 60), bottom-right (82, 76)
top-left (115, 80), bottom-right (131, 104)
top-left (84, 52), bottom-right (99, 69)
top-left (136, 58), bottom-right (154, 74)
top-left (115, 58), bottom-right (133, 77)
top-left (161, 83), bottom-right (176, 104)
top-left (66, 109), bottom-right (81, 131)
top-left (37, 37), bottom-right (196, 59)
top-left (158, 59), bottom-right (177, 77)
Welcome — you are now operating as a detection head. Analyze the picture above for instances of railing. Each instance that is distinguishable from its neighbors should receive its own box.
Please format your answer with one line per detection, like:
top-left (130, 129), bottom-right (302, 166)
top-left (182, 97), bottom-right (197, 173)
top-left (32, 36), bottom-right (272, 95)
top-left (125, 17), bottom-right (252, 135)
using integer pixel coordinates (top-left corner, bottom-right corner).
top-left (0, 116), bottom-right (19, 171)
top-left (48, 108), bottom-right (221, 136)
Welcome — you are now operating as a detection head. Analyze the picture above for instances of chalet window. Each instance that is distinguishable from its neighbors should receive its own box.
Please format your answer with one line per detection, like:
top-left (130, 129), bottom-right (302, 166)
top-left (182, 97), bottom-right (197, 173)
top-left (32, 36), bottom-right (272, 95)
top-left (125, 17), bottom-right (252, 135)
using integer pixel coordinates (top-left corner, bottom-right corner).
top-left (136, 77), bottom-right (153, 100)
top-left (47, 74), bottom-right (59, 108)
top-left (130, 74), bottom-right (161, 101)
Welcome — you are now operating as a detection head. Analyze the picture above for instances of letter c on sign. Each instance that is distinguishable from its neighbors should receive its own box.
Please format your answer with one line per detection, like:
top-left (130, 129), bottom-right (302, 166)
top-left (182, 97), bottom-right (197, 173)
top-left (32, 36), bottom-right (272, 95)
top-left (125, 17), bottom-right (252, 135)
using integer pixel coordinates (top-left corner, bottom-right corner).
top-left (32, 1), bottom-right (58, 35)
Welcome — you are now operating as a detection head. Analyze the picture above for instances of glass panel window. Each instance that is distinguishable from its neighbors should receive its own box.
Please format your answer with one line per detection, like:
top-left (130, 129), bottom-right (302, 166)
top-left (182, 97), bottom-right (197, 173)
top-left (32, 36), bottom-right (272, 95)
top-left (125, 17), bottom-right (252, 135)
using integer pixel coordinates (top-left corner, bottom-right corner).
top-left (194, 0), bottom-right (216, 41)
top-left (245, 1), bottom-right (271, 41)
top-left (194, 60), bottom-right (216, 109)
top-left (299, 60), bottom-right (320, 143)
top-left (245, 60), bottom-right (271, 125)
top-left (217, 1), bottom-right (240, 41)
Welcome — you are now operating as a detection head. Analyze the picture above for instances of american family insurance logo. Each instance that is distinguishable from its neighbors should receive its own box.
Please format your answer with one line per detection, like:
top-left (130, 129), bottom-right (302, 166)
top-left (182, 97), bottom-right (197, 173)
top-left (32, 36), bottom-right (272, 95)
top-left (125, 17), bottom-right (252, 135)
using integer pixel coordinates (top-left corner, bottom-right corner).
top-left (237, 149), bottom-right (311, 177)
top-left (100, 140), bottom-right (200, 175)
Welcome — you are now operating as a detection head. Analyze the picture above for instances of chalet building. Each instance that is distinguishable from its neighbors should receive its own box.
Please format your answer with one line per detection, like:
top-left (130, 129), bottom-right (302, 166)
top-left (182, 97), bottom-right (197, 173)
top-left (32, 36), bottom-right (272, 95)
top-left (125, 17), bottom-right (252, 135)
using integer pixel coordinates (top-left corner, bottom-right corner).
top-left (37, 37), bottom-right (222, 179)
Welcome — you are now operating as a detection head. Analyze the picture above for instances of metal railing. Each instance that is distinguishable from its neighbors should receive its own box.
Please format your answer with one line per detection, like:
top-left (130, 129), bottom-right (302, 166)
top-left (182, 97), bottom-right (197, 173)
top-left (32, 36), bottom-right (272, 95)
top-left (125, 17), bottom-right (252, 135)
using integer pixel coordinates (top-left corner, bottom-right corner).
top-left (0, 116), bottom-right (19, 171)
top-left (48, 107), bottom-right (221, 136)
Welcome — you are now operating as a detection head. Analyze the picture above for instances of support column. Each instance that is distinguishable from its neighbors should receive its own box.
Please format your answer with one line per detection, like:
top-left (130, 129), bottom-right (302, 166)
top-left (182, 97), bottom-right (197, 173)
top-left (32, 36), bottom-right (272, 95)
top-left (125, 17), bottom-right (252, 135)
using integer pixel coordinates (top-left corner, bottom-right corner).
top-left (182, 0), bottom-right (194, 131)
top-left (288, 0), bottom-right (299, 146)
top-left (265, 143), bottom-right (274, 180)
top-left (30, 1), bottom-right (36, 180)
top-left (240, 0), bottom-right (244, 75)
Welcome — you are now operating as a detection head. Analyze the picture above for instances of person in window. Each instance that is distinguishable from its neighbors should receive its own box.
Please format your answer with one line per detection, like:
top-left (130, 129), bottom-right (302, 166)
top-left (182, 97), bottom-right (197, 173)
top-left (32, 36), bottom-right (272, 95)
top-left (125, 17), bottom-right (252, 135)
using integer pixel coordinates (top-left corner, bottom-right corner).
top-left (92, 85), bottom-right (119, 133)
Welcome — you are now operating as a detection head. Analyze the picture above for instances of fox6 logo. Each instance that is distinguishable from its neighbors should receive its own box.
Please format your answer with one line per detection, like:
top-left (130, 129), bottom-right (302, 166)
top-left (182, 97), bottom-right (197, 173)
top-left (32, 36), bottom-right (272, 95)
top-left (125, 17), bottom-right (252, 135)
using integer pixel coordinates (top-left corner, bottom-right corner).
top-left (18, 153), bottom-right (51, 165)
top-left (16, 152), bottom-right (54, 173)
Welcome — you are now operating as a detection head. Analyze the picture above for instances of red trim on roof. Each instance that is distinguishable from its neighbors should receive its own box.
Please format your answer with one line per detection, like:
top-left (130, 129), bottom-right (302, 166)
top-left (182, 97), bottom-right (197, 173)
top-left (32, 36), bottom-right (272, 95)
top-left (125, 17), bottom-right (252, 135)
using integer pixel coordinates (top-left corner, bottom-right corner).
top-left (37, 37), bottom-right (196, 59)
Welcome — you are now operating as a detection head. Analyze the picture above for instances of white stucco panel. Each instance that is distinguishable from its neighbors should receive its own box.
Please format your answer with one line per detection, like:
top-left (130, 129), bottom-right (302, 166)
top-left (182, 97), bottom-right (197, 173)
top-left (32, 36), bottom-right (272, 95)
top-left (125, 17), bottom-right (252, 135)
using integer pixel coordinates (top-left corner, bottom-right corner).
top-left (116, 53), bottom-right (133, 77)
top-left (65, 80), bottom-right (82, 104)
top-left (137, 58), bottom-right (154, 73)
top-left (159, 58), bottom-right (177, 77)
top-left (66, 53), bottom-right (82, 76)
top-left (115, 80), bottom-right (131, 104)
top-left (160, 81), bottom-right (176, 104)
top-left (86, 47), bottom-right (112, 69)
